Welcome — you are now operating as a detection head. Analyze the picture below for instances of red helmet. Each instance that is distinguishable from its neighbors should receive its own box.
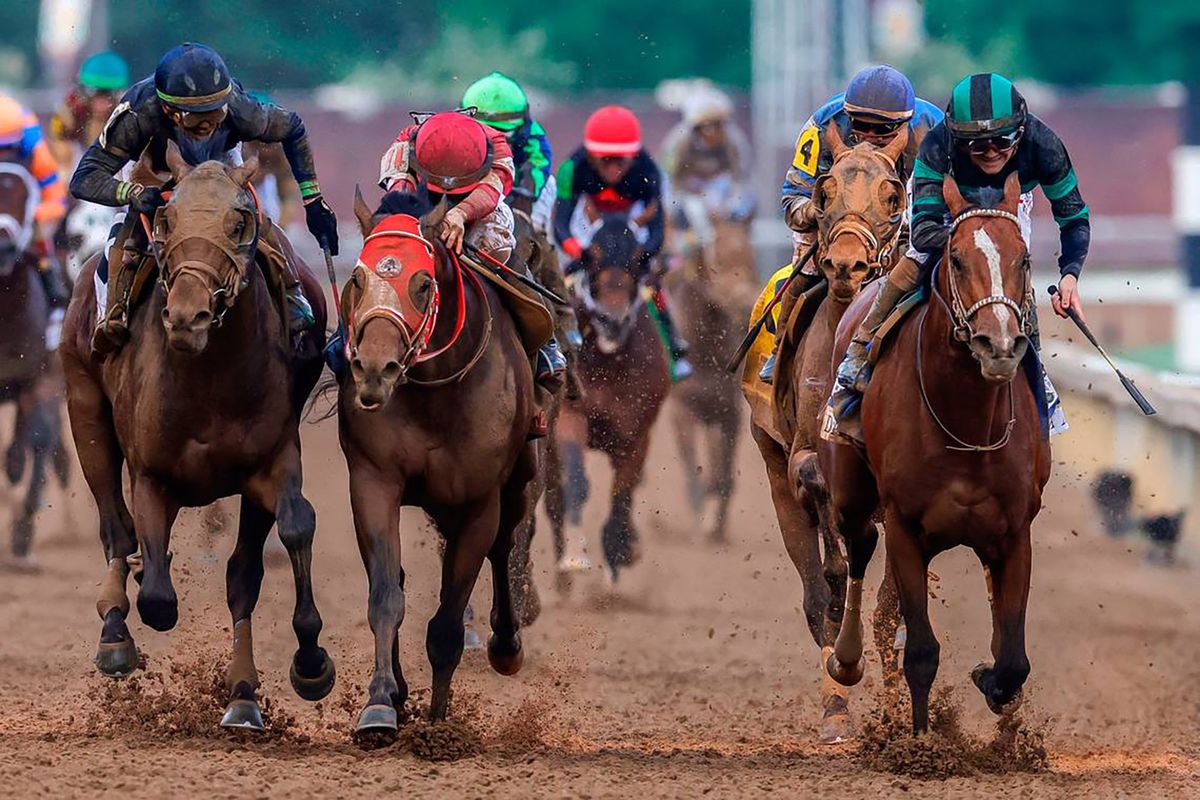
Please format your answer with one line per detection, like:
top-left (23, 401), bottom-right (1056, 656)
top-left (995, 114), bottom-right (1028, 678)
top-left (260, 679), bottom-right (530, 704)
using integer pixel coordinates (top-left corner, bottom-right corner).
top-left (412, 112), bottom-right (494, 194)
top-left (584, 105), bottom-right (641, 158)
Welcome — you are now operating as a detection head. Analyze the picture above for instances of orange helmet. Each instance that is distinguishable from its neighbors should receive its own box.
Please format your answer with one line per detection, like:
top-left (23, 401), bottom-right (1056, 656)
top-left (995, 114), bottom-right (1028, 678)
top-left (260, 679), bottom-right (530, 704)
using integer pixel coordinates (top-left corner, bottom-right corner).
top-left (0, 96), bottom-right (29, 147)
top-left (584, 105), bottom-right (641, 158)
top-left (412, 112), bottom-right (494, 194)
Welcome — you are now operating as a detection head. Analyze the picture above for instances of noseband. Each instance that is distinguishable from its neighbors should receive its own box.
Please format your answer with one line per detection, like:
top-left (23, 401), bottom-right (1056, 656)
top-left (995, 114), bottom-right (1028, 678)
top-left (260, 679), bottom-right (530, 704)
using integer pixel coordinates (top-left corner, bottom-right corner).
top-left (0, 164), bottom-right (38, 274)
top-left (936, 207), bottom-right (1031, 343)
top-left (574, 269), bottom-right (646, 350)
top-left (821, 148), bottom-right (906, 273)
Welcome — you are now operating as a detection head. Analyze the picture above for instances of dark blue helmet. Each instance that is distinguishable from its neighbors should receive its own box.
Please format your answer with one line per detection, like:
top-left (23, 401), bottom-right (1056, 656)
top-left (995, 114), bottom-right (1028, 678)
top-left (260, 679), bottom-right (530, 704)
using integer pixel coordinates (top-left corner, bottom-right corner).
top-left (844, 65), bottom-right (915, 123)
top-left (154, 42), bottom-right (231, 113)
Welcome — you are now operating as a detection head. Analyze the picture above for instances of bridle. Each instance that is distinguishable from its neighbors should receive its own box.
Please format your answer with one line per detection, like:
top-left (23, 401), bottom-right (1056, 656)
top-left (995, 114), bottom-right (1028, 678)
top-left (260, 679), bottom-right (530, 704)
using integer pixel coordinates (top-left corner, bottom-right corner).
top-left (148, 180), bottom-right (263, 328)
top-left (0, 163), bottom-right (38, 275)
top-left (818, 146), bottom-right (906, 274)
top-left (917, 206), bottom-right (1031, 453)
top-left (572, 266), bottom-right (646, 352)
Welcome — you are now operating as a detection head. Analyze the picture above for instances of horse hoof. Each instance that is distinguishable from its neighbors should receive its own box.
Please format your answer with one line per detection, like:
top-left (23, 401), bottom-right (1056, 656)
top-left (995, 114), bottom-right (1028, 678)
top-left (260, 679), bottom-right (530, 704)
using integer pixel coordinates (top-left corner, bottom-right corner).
top-left (819, 710), bottom-right (856, 745)
top-left (220, 699), bottom-right (265, 731)
top-left (825, 650), bottom-right (865, 687)
top-left (463, 627), bottom-right (485, 651)
top-left (290, 648), bottom-right (336, 701)
top-left (355, 703), bottom-right (399, 733)
top-left (970, 661), bottom-right (1022, 714)
top-left (95, 639), bottom-right (139, 677)
top-left (487, 633), bottom-right (524, 676)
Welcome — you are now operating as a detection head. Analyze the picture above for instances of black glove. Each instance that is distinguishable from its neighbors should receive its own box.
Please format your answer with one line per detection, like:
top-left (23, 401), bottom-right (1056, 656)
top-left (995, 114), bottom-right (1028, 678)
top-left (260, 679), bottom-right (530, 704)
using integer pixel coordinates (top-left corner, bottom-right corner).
top-left (129, 185), bottom-right (167, 216)
top-left (305, 196), bottom-right (339, 255)
top-left (33, 241), bottom-right (70, 308)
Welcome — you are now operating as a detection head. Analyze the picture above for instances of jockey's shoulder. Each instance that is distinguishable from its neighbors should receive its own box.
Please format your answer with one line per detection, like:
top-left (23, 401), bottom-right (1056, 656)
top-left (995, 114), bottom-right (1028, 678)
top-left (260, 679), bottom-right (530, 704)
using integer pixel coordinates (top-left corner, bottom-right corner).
top-left (810, 93), bottom-right (846, 127)
top-left (525, 117), bottom-right (548, 138)
top-left (912, 97), bottom-right (944, 129)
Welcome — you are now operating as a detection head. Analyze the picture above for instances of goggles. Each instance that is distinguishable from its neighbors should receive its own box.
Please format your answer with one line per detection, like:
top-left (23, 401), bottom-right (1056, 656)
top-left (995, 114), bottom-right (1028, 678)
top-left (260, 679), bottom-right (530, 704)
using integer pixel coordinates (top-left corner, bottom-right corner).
top-left (961, 127), bottom-right (1023, 155)
top-left (849, 116), bottom-right (904, 138)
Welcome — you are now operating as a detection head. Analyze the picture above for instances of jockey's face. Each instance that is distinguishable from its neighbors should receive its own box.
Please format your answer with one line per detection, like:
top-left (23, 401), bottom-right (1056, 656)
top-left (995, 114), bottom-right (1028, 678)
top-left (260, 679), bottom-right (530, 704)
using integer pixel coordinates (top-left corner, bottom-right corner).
top-left (165, 105), bottom-right (227, 140)
top-left (694, 120), bottom-right (726, 146)
top-left (964, 131), bottom-right (1021, 175)
top-left (848, 114), bottom-right (904, 148)
top-left (589, 154), bottom-right (634, 185)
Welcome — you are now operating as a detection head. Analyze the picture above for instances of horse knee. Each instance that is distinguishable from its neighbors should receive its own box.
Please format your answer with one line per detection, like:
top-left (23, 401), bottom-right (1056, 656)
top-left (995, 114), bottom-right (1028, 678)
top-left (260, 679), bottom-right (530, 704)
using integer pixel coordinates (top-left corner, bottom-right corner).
top-left (903, 637), bottom-right (940, 691)
top-left (426, 611), bottom-right (465, 673)
top-left (276, 490), bottom-right (316, 552)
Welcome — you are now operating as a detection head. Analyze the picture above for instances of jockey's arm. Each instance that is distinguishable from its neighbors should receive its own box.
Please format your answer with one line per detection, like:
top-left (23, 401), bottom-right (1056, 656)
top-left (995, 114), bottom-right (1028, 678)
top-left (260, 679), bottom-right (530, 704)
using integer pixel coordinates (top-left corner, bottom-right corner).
top-left (780, 119), bottom-right (823, 233)
top-left (235, 92), bottom-right (323, 203)
top-left (552, 157), bottom-right (581, 258)
top-left (523, 122), bottom-right (552, 197)
top-left (1033, 122), bottom-right (1090, 318)
top-left (69, 96), bottom-right (150, 207)
top-left (29, 139), bottom-right (67, 237)
top-left (908, 130), bottom-right (954, 259)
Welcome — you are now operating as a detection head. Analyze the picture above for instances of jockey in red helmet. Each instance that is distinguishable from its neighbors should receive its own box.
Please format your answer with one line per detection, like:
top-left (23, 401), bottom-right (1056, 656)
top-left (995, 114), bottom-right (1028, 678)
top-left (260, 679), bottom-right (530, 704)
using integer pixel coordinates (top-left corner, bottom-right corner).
top-left (378, 110), bottom-right (567, 405)
top-left (554, 105), bottom-right (693, 381)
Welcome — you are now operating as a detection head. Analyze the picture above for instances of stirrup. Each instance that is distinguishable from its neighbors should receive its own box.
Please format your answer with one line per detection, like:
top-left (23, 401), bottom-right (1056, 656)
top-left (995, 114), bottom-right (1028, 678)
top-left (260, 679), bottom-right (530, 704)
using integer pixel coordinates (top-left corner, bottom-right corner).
top-left (527, 409), bottom-right (549, 440)
top-left (758, 352), bottom-right (776, 384)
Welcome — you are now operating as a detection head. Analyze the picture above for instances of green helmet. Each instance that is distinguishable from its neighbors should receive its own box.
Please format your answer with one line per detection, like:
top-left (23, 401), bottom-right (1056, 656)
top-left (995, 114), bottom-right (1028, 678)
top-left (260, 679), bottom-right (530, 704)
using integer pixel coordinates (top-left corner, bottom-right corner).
top-left (78, 51), bottom-right (130, 92)
top-left (462, 72), bottom-right (528, 132)
top-left (946, 73), bottom-right (1027, 139)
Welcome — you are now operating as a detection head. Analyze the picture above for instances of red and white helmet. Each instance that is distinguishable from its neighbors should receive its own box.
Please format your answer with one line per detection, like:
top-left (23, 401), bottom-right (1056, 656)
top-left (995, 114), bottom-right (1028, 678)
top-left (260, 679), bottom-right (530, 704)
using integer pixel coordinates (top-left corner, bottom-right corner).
top-left (584, 105), bottom-right (641, 158)
top-left (412, 112), bottom-right (494, 194)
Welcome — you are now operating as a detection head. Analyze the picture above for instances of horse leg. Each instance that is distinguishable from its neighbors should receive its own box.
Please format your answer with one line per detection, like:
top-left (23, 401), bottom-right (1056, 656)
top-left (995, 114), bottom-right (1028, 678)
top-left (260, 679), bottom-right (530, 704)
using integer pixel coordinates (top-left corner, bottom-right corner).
top-left (872, 558), bottom-right (903, 694)
top-left (427, 495), bottom-right (499, 721)
top-left (556, 414), bottom-right (591, 573)
top-left (219, 497), bottom-right (273, 730)
top-left (130, 477), bottom-right (181, 632)
top-left (11, 397), bottom-right (52, 562)
top-left (5, 389), bottom-right (29, 485)
top-left (246, 443), bottom-right (334, 702)
top-left (349, 463), bottom-right (406, 733)
top-left (602, 435), bottom-right (649, 583)
top-left (672, 403), bottom-right (704, 514)
top-left (509, 446), bottom-right (544, 627)
top-left (63, 359), bottom-right (137, 675)
top-left (489, 447), bottom-right (536, 676)
top-left (886, 514), bottom-right (938, 735)
top-left (706, 411), bottom-right (739, 543)
top-left (971, 530), bottom-right (1033, 714)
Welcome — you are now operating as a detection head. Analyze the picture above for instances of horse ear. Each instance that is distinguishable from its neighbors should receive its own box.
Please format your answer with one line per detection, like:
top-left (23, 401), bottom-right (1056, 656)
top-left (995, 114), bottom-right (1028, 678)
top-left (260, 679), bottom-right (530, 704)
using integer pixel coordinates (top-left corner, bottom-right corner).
top-left (353, 185), bottom-right (375, 236)
top-left (880, 124), bottom-right (910, 165)
top-left (824, 122), bottom-right (847, 159)
top-left (1001, 170), bottom-right (1021, 215)
top-left (164, 140), bottom-right (193, 182)
top-left (228, 156), bottom-right (260, 188)
top-left (943, 173), bottom-right (969, 217)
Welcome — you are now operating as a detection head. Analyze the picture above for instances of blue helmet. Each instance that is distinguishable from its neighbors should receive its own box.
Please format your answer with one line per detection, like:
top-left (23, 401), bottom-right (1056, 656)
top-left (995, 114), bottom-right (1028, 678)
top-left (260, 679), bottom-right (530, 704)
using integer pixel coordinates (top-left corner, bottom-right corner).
top-left (844, 65), bottom-right (915, 123)
top-left (154, 42), bottom-right (231, 113)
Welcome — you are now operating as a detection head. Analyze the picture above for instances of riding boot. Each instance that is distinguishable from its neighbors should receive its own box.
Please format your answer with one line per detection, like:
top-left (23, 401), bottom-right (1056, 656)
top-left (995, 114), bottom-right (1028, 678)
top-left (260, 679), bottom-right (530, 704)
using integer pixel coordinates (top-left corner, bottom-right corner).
top-left (649, 287), bottom-right (693, 381)
top-left (759, 269), bottom-right (822, 384)
top-left (283, 273), bottom-right (316, 335)
top-left (536, 336), bottom-right (567, 393)
top-left (90, 221), bottom-right (144, 357)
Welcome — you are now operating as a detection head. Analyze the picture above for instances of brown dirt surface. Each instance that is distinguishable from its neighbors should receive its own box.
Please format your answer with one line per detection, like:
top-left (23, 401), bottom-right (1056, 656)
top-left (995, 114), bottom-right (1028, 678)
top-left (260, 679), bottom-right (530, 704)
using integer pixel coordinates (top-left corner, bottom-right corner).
top-left (1, 401), bottom-right (1198, 798)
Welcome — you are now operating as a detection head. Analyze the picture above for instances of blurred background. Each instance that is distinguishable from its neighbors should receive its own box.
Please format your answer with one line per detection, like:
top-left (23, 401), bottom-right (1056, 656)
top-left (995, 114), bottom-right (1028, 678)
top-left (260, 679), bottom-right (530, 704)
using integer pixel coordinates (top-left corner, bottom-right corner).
top-left (2, 0), bottom-right (1197, 560)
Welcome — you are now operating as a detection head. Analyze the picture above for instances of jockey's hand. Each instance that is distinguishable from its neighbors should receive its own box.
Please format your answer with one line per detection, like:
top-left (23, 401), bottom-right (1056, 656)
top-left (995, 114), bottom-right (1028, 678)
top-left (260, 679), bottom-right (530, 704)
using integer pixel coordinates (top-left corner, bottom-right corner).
top-left (305, 196), bottom-right (340, 255)
top-left (1052, 274), bottom-right (1084, 322)
top-left (561, 237), bottom-right (583, 260)
top-left (439, 207), bottom-right (466, 254)
top-left (130, 185), bottom-right (167, 217)
top-left (787, 200), bottom-right (819, 233)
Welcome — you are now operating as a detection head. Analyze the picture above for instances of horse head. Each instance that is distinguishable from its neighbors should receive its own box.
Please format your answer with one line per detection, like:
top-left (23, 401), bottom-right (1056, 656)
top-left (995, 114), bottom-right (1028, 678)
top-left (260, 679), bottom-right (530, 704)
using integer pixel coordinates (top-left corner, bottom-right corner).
top-left (576, 216), bottom-right (645, 354)
top-left (0, 162), bottom-right (37, 277)
top-left (939, 171), bottom-right (1030, 383)
top-left (156, 141), bottom-right (262, 354)
top-left (811, 123), bottom-right (908, 303)
top-left (347, 187), bottom-right (443, 410)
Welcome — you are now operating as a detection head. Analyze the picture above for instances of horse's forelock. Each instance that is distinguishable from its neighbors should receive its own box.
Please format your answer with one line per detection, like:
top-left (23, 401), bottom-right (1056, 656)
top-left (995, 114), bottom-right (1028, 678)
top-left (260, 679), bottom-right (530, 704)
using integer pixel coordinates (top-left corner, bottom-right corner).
top-left (587, 220), bottom-right (641, 274)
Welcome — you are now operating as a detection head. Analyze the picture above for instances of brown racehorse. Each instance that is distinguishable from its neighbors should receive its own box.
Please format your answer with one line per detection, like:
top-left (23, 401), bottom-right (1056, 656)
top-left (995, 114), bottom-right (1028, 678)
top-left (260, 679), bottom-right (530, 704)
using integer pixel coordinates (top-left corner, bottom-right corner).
top-left (556, 217), bottom-right (670, 584)
top-left (745, 124), bottom-right (909, 743)
top-left (341, 190), bottom-right (537, 731)
top-left (822, 172), bottom-right (1051, 734)
top-left (0, 162), bottom-right (65, 565)
top-left (60, 144), bottom-right (333, 730)
top-left (670, 218), bottom-right (758, 542)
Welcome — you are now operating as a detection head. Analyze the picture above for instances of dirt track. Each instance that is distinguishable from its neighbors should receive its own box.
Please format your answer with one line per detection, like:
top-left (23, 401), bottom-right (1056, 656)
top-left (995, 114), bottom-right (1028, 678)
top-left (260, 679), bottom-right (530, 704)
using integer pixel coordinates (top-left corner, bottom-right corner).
top-left (1, 399), bottom-right (1197, 798)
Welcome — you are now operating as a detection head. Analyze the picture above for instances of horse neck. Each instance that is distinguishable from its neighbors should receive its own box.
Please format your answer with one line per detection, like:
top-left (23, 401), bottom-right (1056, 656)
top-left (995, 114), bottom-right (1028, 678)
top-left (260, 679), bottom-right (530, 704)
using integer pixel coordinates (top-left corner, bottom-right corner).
top-left (407, 247), bottom-right (492, 382)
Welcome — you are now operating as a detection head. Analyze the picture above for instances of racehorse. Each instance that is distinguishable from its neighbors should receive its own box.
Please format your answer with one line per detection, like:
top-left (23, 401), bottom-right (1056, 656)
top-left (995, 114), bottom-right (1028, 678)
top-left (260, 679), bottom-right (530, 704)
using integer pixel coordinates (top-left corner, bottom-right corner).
top-left (60, 143), bottom-right (333, 730)
top-left (669, 217), bottom-right (758, 542)
top-left (0, 162), bottom-right (66, 565)
top-left (556, 217), bottom-right (670, 584)
top-left (341, 189), bottom-right (539, 731)
top-left (822, 171), bottom-right (1051, 734)
top-left (744, 123), bottom-right (909, 742)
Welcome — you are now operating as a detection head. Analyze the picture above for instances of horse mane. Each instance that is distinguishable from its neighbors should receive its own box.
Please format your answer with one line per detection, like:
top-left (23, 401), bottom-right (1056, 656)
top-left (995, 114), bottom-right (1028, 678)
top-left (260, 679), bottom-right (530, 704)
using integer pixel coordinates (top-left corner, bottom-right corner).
top-left (376, 188), bottom-right (434, 219)
top-left (586, 218), bottom-right (642, 275)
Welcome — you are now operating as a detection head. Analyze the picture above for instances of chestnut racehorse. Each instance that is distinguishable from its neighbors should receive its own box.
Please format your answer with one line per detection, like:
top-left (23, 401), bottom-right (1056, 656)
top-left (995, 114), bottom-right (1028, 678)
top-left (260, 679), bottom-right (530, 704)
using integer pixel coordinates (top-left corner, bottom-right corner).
top-left (745, 124), bottom-right (909, 743)
top-left (822, 172), bottom-right (1051, 734)
top-left (340, 190), bottom-right (538, 731)
top-left (60, 144), bottom-right (333, 730)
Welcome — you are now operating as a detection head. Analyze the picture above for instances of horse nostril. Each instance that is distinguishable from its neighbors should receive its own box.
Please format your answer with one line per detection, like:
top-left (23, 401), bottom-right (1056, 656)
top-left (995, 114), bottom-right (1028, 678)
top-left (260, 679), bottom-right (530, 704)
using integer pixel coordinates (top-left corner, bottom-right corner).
top-left (191, 309), bottom-right (213, 328)
top-left (350, 357), bottom-right (365, 376)
top-left (381, 361), bottom-right (402, 380)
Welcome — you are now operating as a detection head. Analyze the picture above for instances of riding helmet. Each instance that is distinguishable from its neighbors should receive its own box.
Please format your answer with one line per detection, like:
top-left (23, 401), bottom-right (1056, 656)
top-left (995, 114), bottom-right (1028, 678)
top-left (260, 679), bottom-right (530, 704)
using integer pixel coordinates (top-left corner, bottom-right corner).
top-left (412, 112), bottom-right (494, 194)
top-left (945, 73), bottom-right (1028, 139)
top-left (78, 51), bottom-right (130, 93)
top-left (154, 42), bottom-right (232, 113)
top-left (583, 105), bottom-right (642, 157)
top-left (843, 65), bottom-right (915, 122)
top-left (462, 72), bottom-right (528, 132)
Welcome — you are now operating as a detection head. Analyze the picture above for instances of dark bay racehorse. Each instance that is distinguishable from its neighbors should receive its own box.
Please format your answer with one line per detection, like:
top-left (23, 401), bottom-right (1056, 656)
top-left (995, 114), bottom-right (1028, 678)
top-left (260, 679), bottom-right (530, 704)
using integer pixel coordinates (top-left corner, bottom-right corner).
top-left (60, 144), bottom-right (333, 729)
top-left (0, 162), bottom-right (64, 564)
top-left (822, 172), bottom-right (1051, 734)
top-left (557, 218), bottom-right (670, 584)
top-left (341, 190), bottom-right (537, 731)
top-left (670, 218), bottom-right (758, 542)
top-left (746, 125), bottom-right (909, 743)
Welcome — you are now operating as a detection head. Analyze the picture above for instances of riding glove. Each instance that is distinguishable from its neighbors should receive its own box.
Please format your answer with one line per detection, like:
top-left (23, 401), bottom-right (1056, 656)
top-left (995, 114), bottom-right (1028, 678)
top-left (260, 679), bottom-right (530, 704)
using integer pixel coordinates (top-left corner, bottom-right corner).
top-left (305, 196), bottom-right (340, 255)
top-left (129, 185), bottom-right (167, 217)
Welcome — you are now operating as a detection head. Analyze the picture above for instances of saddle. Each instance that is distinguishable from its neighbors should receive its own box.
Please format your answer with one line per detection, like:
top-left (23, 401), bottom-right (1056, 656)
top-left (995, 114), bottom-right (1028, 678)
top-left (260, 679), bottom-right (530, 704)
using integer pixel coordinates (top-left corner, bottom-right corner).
top-left (771, 278), bottom-right (830, 447)
top-left (460, 252), bottom-right (554, 356)
top-left (866, 286), bottom-right (927, 367)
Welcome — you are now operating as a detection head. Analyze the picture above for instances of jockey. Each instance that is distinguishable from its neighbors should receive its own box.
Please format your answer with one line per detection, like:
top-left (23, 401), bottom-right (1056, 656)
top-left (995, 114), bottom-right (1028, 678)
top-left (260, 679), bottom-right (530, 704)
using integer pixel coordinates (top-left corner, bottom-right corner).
top-left (555, 104), bottom-right (694, 381)
top-left (659, 87), bottom-right (755, 255)
top-left (461, 72), bottom-right (556, 235)
top-left (759, 64), bottom-right (942, 383)
top-left (48, 51), bottom-right (130, 178)
top-left (241, 91), bottom-right (302, 228)
top-left (378, 109), bottom-right (567, 392)
top-left (828, 73), bottom-right (1087, 441)
top-left (71, 42), bottom-right (338, 356)
top-left (0, 95), bottom-right (72, 311)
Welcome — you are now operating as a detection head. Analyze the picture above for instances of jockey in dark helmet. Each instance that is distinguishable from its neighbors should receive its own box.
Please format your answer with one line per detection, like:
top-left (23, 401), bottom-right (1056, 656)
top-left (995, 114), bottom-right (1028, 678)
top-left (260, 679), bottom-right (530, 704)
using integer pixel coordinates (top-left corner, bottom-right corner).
top-left (826, 73), bottom-right (1087, 443)
top-left (70, 42), bottom-right (339, 355)
top-left (759, 64), bottom-right (942, 383)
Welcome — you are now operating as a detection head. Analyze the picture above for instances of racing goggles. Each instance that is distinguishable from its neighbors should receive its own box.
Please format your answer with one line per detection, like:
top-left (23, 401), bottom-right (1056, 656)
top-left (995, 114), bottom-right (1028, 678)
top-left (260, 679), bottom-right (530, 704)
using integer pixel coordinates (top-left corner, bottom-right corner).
top-left (848, 116), bottom-right (904, 138)
top-left (962, 128), bottom-right (1023, 155)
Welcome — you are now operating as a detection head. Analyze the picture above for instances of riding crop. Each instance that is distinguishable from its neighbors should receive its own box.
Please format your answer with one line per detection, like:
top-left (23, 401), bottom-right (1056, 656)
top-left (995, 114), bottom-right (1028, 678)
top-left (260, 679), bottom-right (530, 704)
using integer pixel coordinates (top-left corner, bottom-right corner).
top-left (724, 239), bottom-right (819, 374)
